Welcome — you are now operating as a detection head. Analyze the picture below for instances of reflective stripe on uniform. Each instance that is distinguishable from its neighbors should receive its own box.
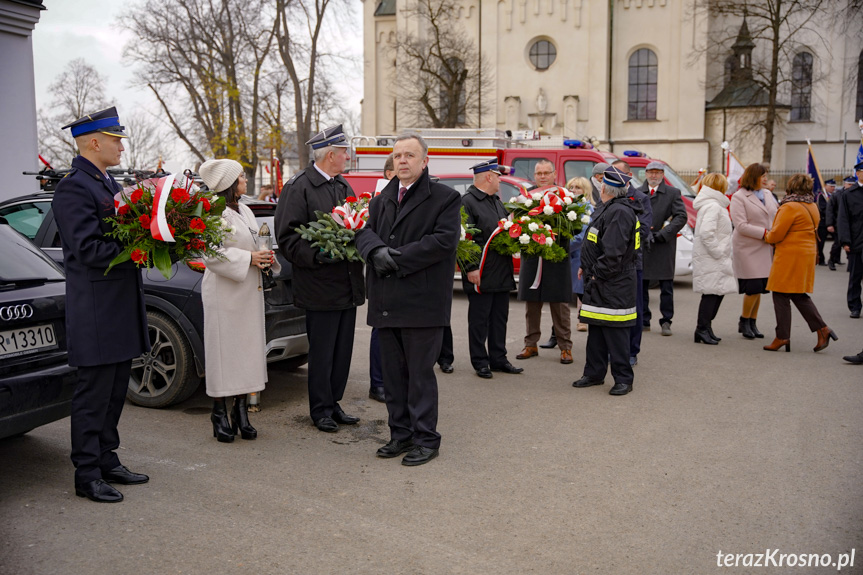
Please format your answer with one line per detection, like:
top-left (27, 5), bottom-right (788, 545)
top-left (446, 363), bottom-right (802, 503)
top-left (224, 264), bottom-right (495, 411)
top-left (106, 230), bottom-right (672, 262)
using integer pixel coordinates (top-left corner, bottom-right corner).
top-left (580, 304), bottom-right (637, 322)
top-left (634, 220), bottom-right (640, 250)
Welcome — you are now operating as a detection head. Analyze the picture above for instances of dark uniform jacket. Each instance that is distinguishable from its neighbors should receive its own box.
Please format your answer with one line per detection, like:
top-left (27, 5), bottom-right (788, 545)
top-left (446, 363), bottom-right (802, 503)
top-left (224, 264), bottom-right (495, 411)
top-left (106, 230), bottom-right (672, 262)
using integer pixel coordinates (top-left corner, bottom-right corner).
top-left (825, 188), bottom-right (844, 229)
top-left (579, 196), bottom-right (641, 328)
top-left (838, 183), bottom-right (863, 252)
top-left (52, 156), bottom-right (149, 367)
top-left (356, 168), bottom-right (460, 328)
top-left (460, 185), bottom-right (515, 293)
top-left (630, 186), bottom-right (653, 271)
top-left (275, 165), bottom-right (365, 311)
top-left (639, 181), bottom-right (686, 281)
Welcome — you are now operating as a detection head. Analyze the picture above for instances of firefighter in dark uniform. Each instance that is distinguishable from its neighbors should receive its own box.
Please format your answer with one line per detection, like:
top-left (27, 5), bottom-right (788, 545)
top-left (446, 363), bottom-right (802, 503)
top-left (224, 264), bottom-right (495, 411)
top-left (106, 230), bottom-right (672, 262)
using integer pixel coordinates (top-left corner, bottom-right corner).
top-left (274, 125), bottom-right (365, 433)
top-left (572, 166), bottom-right (641, 396)
top-left (837, 162), bottom-right (863, 319)
top-left (54, 107), bottom-right (150, 503)
top-left (816, 179), bottom-right (835, 265)
top-left (460, 160), bottom-right (523, 379)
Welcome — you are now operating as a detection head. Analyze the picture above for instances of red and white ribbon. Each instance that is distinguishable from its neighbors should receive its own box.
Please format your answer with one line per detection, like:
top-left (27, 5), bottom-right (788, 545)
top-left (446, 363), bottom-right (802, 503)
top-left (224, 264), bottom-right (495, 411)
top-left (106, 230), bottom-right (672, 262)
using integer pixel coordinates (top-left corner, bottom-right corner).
top-left (529, 258), bottom-right (543, 290)
top-left (473, 224), bottom-right (508, 294)
top-left (331, 203), bottom-right (368, 230)
top-left (150, 173), bottom-right (179, 242)
top-left (528, 190), bottom-right (565, 216)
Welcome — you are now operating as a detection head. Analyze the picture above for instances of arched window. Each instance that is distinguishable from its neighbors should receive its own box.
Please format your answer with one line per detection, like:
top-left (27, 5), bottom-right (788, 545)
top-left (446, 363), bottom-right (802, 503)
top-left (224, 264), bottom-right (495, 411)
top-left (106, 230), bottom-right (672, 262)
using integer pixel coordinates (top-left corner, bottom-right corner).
top-left (856, 49), bottom-right (863, 123)
top-left (791, 52), bottom-right (813, 122)
top-left (628, 48), bottom-right (657, 120)
top-left (724, 55), bottom-right (738, 87)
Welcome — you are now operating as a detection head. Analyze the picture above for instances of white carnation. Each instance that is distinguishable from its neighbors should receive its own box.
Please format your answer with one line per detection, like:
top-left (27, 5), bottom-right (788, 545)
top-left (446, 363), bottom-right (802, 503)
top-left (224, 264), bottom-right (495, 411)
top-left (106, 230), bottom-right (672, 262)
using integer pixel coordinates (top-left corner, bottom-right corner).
top-left (545, 224), bottom-right (552, 230)
top-left (523, 200), bottom-right (533, 207)
top-left (567, 211), bottom-right (578, 221)
top-left (543, 206), bottom-right (554, 215)
top-left (531, 192), bottom-right (543, 200)
top-left (563, 197), bottom-right (572, 205)
top-left (503, 220), bottom-right (513, 230)
top-left (528, 222), bottom-right (539, 232)
top-left (519, 234), bottom-right (530, 245)
top-left (581, 214), bottom-right (591, 224)
top-left (545, 237), bottom-right (554, 246)
top-left (520, 216), bottom-right (531, 222)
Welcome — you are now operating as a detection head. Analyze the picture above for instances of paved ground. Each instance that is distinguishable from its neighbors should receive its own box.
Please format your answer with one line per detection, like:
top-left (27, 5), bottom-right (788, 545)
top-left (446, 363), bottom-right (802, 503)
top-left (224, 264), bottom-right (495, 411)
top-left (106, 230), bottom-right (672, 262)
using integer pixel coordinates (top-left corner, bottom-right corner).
top-left (1, 261), bottom-right (861, 575)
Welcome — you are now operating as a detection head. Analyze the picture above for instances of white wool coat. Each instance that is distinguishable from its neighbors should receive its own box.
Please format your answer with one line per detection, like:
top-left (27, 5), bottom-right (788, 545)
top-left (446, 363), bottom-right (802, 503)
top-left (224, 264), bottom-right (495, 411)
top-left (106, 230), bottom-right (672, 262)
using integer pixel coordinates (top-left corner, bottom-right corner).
top-left (202, 204), bottom-right (280, 397)
top-left (692, 187), bottom-right (736, 295)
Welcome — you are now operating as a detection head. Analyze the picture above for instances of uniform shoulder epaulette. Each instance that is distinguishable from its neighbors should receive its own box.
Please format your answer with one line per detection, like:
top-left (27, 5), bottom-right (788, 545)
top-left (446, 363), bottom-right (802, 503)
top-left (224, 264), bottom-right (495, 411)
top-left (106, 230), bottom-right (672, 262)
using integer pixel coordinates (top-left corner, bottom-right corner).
top-left (286, 172), bottom-right (303, 186)
top-left (63, 169), bottom-right (78, 178)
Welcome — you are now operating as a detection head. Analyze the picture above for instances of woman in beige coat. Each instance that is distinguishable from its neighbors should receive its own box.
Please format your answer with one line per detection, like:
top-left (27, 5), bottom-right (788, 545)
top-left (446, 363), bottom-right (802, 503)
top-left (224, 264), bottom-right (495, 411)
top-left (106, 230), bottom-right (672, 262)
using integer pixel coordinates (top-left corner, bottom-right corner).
top-left (729, 163), bottom-right (779, 340)
top-left (763, 174), bottom-right (837, 352)
top-left (199, 159), bottom-right (277, 443)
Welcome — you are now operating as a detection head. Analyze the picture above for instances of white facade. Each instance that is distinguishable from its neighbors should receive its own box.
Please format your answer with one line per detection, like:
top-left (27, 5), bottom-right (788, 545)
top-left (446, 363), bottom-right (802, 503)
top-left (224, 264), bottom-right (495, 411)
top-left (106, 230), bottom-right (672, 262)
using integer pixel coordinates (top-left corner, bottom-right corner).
top-left (362, 0), bottom-right (863, 172)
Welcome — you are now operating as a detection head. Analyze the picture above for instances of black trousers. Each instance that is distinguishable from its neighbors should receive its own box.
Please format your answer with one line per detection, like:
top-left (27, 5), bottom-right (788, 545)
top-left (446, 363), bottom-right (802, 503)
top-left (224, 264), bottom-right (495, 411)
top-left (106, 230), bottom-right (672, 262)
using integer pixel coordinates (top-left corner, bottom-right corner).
top-left (583, 324), bottom-right (633, 386)
top-left (438, 325), bottom-right (454, 365)
top-left (816, 224), bottom-right (827, 264)
top-left (643, 279), bottom-right (674, 326)
top-left (378, 327), bottom-right (443, 449)
top-left (305, 308), bottom-right (356, 421)
top-left (465, 289), bottom-right (510, 370)
top-left (771, 292), bottom-right (826, 340)
top-left (369, 327), bottom-right (383, 389)
top-left (847, 251), bottom-right (863, 313)
top-left (829, 240), bottom-right (844, 265)
top-left (629, 268), bottom-right (644, 358)
top-left (696, 294), bottom-right (725, 330)
top-left (70, 360), bottom-right (131, 485)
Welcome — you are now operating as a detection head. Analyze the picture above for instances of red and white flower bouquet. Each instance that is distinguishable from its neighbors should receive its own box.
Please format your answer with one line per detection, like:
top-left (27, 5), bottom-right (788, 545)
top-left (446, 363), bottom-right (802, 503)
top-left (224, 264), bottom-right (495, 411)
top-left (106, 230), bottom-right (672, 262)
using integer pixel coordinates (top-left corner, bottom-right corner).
top-left (294, 192), bottom-right (372, 262)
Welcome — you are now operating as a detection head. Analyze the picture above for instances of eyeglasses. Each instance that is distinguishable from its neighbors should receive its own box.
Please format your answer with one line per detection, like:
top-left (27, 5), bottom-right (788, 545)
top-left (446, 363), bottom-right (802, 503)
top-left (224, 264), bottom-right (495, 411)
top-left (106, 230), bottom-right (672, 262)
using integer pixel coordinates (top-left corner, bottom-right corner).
top-left (534, 171), bottom-right (554, 177)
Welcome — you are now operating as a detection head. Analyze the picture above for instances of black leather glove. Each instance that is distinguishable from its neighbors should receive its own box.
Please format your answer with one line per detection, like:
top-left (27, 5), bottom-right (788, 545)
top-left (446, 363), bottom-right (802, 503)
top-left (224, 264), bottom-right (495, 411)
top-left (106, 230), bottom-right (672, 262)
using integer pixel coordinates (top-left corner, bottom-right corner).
top-left (368, 246), bottom-right (401, 277)
top-left (315, 251), bottom-right (339, 264)
top-left (652, 231), bottom-right (666, 244)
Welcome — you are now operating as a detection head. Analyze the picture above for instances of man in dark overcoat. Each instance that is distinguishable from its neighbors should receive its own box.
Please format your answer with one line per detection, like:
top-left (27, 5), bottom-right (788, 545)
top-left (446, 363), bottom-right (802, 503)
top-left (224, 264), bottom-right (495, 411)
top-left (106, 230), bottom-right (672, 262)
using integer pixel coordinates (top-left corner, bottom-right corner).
top-left (516, 159), bottom-right (573, 364)
top-left (275, 125), bottom-right (365, 433)
top-left (53, 107), bottom-right (150, 503)
top-left (826, 177), bottom-right (853, 270)
top-left (573, 167), bottom-right (641, 396)
top-left (815, 179), bottom-right (835, 265)
top-left (460, 160), bottom-right (523, 379)
top-left (639, 161), bottom-right (687, 336)
top-left (837, 163), bottom-right (863, 319)
top-left (356, 134), bottom-right (460, 466)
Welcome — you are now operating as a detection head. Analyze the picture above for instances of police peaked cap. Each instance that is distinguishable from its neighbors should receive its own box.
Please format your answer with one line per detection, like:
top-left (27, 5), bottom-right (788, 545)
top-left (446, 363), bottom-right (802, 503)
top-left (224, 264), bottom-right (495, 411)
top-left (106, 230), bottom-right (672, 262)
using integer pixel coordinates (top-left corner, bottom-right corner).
top-left (845, 175), bottom-right (858, 182)
top-left (306, 124), bottom-right (349, 149)
top-left (602, 166), bottom-right (631, 188)
top-left (471, 159), bottom-right (502, 174)
top-left (855, 160), bottom-right (863, 171)
top-left (62, 106), bottom-right (127, 138)
top-left (825, 179), bottom-right (835, 185)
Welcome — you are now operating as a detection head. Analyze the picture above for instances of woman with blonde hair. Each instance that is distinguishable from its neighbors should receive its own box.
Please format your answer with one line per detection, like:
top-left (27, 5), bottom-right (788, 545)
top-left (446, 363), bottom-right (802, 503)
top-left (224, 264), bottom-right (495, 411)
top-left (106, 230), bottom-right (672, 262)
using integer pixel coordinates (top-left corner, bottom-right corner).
top-left (729, 163), bottom-right (779, 339)
top-left (763, 174), bottom-right (837, 352)
top-left (691, 173), bottom-right (736, 344)
top-left (567, 176), bottom-right (594, 332)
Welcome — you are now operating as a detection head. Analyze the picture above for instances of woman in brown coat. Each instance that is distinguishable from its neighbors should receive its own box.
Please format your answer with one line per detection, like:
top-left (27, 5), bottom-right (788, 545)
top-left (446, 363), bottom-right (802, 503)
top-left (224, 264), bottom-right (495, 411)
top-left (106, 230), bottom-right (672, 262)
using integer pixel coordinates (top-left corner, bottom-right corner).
top-left (729, 163), bottom-right (779, 339)
top-left (763, 174), bottom-right (837, 352)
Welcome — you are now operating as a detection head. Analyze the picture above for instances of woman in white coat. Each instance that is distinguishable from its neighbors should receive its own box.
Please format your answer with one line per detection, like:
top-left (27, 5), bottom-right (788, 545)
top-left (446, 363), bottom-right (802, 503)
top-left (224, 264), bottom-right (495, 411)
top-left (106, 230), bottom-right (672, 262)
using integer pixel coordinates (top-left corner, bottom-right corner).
top-left (692, 173), bottom-right (736, 345)
top-left (199, 159), bottom-right (277, 443)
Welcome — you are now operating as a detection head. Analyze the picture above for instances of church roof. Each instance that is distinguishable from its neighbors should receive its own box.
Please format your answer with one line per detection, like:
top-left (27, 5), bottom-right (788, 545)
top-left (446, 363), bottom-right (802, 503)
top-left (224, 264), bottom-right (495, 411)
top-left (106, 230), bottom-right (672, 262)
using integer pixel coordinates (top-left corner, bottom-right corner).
top-left (374, 0), bottom-right (396, 16)
top-left (706, 81), bottom-right (770, 109)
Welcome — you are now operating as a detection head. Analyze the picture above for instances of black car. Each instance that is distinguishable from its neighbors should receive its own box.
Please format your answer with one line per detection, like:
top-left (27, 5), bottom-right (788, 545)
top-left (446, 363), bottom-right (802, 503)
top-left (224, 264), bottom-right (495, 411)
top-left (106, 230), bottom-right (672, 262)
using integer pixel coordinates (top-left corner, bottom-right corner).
top-left (0, 182), bottom-right (308, 409)
top-left (0, 220), bottom-right (77, 439)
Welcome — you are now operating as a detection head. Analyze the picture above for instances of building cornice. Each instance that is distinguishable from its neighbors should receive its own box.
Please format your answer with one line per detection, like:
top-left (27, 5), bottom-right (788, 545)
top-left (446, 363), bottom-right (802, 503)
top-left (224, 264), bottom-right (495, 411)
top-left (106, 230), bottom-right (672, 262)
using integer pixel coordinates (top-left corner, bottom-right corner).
top-left (0, 0), bottom-right (42, 37)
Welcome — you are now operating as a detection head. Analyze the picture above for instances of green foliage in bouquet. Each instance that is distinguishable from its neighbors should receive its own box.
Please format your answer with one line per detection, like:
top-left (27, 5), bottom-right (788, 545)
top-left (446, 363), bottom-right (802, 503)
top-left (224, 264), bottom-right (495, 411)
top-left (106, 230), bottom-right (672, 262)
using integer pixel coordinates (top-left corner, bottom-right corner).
top-left (487, 216), bottom-right (568, 263)
top-left (295, 211), bottom-right (363, 262)
top-left (457, 206), bottom-right (482, 271)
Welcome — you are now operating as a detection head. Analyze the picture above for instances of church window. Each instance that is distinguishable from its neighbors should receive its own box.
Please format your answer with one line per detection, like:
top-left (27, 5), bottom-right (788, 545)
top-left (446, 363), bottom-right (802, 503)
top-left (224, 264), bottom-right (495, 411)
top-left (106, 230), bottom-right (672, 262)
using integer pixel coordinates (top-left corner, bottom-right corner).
top-left (628, 48), bottom-right (657, 120)
top-left (791, 52), bottom-right (813, 122)
top-left (529, 40), bottom-right (557, 71)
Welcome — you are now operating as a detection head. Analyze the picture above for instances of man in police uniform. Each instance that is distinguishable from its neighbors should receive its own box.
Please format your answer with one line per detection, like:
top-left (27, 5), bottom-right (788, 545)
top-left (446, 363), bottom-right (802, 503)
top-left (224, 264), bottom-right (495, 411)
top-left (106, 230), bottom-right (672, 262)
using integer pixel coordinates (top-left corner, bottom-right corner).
top-left (837, 162), bottom-right (863, 319)
top-left (816, 179), bottom-right (836, 265)
top-left (572, 166), bottom-right (641, 396)
top-left (826, 177), bottom-right (851, 270)
top-left (275, 125), bottom-right (365, 432)
top-left (54, 107), bottom-right (150, 503)
top-left (461, 160), bottom-right (523, 379)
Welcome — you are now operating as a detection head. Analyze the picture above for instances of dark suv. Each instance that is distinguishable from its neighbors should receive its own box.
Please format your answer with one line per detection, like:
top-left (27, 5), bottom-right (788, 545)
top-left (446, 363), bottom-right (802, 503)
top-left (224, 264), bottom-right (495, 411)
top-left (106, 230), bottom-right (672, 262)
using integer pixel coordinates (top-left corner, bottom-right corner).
top-left (0, 221), bottom-right (76, 439)
top-left (0, 177), bottom-right (308, 409)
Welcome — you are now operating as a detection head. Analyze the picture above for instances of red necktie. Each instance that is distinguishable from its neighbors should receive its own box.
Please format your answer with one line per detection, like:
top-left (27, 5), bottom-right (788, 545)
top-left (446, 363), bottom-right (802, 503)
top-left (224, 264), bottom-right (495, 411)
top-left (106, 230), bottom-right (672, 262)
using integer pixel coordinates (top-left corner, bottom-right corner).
top-left (398, 186), bottom-right (408, 203)
top-left (650, 188), bottom-right (656, 196)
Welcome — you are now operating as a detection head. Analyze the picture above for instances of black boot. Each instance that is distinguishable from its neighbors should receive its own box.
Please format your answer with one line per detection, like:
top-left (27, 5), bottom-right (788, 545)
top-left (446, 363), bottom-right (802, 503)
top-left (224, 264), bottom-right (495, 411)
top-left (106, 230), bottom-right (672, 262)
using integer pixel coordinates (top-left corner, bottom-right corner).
top-left (230, 395), bottom-right (257, 440)
top-left (706, 327), bottom-right (722, 342)
top-left (694, 329), bottom-right (719, 345)
top-left (211, 399), bottom-right (234, 443)
top-left (539, 326), bottom-right (558, 349)
top-left (749, 318), bottom-right (764, 339)
top-left (739, 316), bottom-right (755, 339)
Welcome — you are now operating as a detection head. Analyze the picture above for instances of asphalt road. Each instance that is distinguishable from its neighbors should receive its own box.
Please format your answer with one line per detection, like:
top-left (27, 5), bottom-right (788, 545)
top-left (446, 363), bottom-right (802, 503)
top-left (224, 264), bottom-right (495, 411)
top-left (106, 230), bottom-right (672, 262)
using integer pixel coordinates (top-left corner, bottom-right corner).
top-left (1, 262), bottom-right (861, 575)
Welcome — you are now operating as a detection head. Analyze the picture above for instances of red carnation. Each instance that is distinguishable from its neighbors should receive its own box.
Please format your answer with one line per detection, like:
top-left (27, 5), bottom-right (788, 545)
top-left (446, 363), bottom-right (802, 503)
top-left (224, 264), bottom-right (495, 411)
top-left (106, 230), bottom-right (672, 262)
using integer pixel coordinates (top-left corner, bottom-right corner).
top-left (171, 188), bottom-right (190, 203)
top-left (345, 196), bottom-right (358, 203)
top-left (188, 238), bottom-right (206, 250)
top-left (508, 223), bottom-right (522, 238)
top-left (201, 198), bottom-right (211, 211)
top-left (465, 233), bottom-right (473, 241)
top-left (190, 218), bottom-right (206, 233)
top-left (118, 204), bottom-right (130, 216)
top-left (553, 205), bottom-right (563, 213)
top-left (138, 214), bottom-right (151, 227)
top-left (131, 248), bottom-right (148, 264)
top-left (130, 189), bottom-right (143, 204)
top-left (359, 192), bottom-right (372, 200)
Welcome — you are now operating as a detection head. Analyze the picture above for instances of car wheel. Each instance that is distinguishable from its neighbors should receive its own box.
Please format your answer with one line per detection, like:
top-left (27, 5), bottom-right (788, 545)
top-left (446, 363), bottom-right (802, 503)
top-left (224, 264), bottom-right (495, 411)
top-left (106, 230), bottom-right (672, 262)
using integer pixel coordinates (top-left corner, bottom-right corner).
top-left (128, 311), bottom-right (200, 408)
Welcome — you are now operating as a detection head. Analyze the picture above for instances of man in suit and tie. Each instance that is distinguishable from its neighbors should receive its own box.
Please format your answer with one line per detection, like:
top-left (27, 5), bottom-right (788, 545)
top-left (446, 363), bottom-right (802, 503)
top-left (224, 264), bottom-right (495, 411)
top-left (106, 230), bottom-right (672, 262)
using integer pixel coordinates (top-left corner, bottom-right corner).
top-left (356, 134), bottom-right (460, 466)
top-left (639, 161), bottom-right (687, 336)
top-left (53, 107), bottom-right (151, 503)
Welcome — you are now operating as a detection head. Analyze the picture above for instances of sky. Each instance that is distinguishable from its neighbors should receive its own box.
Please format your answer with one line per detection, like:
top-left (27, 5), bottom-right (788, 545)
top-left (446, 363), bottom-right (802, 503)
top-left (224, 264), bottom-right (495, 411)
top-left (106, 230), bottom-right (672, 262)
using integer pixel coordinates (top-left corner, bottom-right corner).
top-left (32, 0), bottom-right (365, 164)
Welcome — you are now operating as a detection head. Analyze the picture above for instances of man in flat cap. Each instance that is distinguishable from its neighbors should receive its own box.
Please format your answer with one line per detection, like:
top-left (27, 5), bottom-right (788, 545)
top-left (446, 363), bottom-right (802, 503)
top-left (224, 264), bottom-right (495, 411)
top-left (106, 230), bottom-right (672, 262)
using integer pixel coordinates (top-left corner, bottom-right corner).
top-left (638, 160), bottom-right (686, 336)
top-left (53, 107), bottom-right (150, 503)
top-left (837, 163), bottom-right (863, 319)
top-left (461, 160), bottom-right (523, 379)
top-left (573, 167), bottom-right (642, 396)
top-left (275, 125), bottom-right (365, 433)
top-left (356, 133), bottom-right (460, 466)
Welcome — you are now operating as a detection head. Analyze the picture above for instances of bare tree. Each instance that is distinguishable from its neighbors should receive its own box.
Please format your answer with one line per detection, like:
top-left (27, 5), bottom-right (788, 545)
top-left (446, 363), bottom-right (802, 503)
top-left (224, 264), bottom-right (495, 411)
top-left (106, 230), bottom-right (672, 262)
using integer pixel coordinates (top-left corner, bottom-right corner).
top-left (37, 58), bottom-right (109, 167)
top-left (390, 0), bottom-right (491, 129)
top-left (122, 111), bottom-right (172, 171)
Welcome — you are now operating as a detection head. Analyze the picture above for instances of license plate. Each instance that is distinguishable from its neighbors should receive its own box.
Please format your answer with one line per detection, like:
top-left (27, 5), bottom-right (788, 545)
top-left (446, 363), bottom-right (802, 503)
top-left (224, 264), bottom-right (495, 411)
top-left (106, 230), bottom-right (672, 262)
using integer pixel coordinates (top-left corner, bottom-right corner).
top-left (0, 323), bottom-right (59, 360)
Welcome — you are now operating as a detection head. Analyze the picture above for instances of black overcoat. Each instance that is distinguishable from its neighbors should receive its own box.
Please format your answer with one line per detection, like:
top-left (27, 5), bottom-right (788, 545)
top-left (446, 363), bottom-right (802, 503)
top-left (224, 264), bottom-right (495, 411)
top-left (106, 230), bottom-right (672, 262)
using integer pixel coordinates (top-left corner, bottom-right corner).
top-left (460, 185), bottom-right (515, 293)
top-left (52, 156), bottom-right (149, 367)
top-left (825, 188), bottom-right (844, 228)
top-left (356, 168), bottom-right (460, 328)
top-left (838, 184), bottom-right (863, 252)
top-left (274, 165), bottom-right (365, 311)
top-left (517, 238), bottom-right (572, 303)
top-left (639, 181), bottom-right (687, 280)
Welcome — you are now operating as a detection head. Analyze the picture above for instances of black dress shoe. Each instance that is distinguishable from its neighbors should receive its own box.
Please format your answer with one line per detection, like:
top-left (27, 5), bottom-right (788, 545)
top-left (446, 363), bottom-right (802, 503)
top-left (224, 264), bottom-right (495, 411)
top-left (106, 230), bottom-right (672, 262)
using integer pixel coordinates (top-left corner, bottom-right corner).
top-left (369, 387), bottom-right (386, 403)
top-left (376, 438), bottom-right (414, 458)
top-left (475, 366), bottom-right (493, 379)
top-left (332, 407), bottom-right (359, 425)
top-left (539, 336), bottom-right (558, 349)
top-left (843, 351), bottom-right (863, 364)
top-left (609, 382), bottom-right (633, 395)
top-left (851, 310), bottom-right (861, 319)
top-left (491, 362), bottom-right (524, 374)
top-left (103, 465), bottom-right (149, 485)
top-left (572, 376), bottom-right (604, 388)
top-left (75, 479), bottom-right (123, 503)
top-left (439, 362), bottom-right (454, 374)
top-left (829, 262), bottom-right (836, 270)
top-left (313, 417), bottom-right (339, 432)
top-left (401, 445), bottom-right (439, 466)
